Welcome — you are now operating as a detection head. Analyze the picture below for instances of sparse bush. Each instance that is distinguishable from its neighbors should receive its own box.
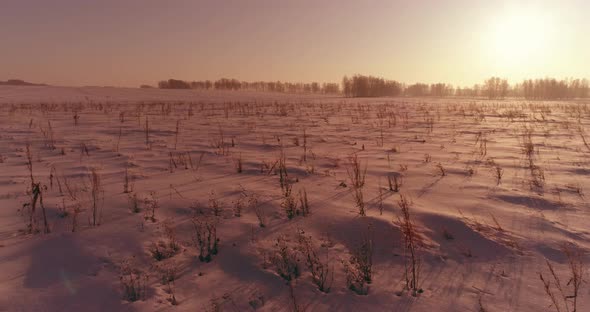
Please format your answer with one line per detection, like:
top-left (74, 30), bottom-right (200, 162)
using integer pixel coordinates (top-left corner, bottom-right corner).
top-left (22, 144), bottom-right (49, 234)
top-left (475, 131), bottom-right (488, 157)
top-left (208, 191), bottom-right (222, 216)
top-left (211, 126), bottom-right (228, 156)
top-left (145, 116), bottom-right (150, 150)
top-left (271, 236), bottom-right (300, 281)
top-left (144, 192), bottom-right (159, 222)
top-left (435, 162), bottom-right (446, 176)
top-left (157, 264), bottom-right (177, 284)
top-left (57, 199), bottom-right (69, 218)
top-left (120, 258), bottom-right (148, 302)
top-left (149, 223), bottom-right (180, 261)
top-left (377, 183), bottom-right (384, 215)
top-left (302, 129), bottom-right (308, 162)
top-left (282, 183), bottom-right (297, 219)
top-left (88, 168), bottom-right (104, 226)
top-left (123, 166), bottom-right (133, 193)
top-left (165, 221), bottom-right (180, 251)
top-left (494, 165), bottom-right (503, 185)
top-left (397, 195), bottom-right (423, 296)
top-left (233, 153), bottom-right (243, 173)
top-left (346, 153), bottom-right (367, 188)
top-left (298, 231), bottom-right (333, 292)
top-left (346, 154), bottom-right (367, 216)
top-left (173, 119), bottom-right (180, 150)
top-left (73, 111), bottom-right (80, 126)
top-left (298, 188), bottom-right (310, 216)
top-left (278, 153), bottom-right (289, 192)
top-left (343, 224), bottom-right (373, 295)
top-left (288, 282), bottom-right (307, 312)
top-left (249, 194), bottom-right (265, 227)
top-left (166, 281), bottom-right (178, 306)
top-left (128, 192), bottom-right (140, 213)
top-left (70, 202), bottom-right (82, 233)
top-left (233, 195), bottom-right (244, 217)
top-left (489, 213), bottom-right (503, 232)
top-left (388, 173), bottom-right (402, 192)
top-left (149, 240), bottom-right (178, 261)
top-left (39, 120), bottom-right (56, 150)
top-left (351, 184), bottom-right (365, 216)
top-left (22, 182), bottom-right (50, 234)
top-left (191, 215), bottom-right (219, 262)
top-left (521, 128), bottom-right (545, 188)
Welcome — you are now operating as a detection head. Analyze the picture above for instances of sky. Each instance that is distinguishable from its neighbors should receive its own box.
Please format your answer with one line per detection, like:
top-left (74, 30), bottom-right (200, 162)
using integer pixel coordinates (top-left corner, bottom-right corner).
top-left (1, 0), bottom-right (588, 87)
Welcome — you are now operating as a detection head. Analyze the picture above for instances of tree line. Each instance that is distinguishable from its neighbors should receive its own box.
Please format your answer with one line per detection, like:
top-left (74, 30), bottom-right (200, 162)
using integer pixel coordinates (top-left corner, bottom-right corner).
top-left (342, 75), bottom-right (588, 100)
top-left (342, 75), bottom-right (403, 97)
top-left (152, 75), bottom-right (589, 100)
top-left (156, 78), bottom-right (341, 94)
top-left (0, 79), bottom-right (47, 86)
top-left (457, 77), bottom-right (590, 100)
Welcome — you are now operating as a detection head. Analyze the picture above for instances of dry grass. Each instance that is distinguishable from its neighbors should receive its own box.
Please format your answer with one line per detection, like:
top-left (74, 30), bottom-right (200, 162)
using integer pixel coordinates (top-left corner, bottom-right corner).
top-left (120, 258), bottom-right (148, 302)
top-left (298, 188), bottom-right (310, 216)
top-left (343, 224), bottom-right (373, 295)
top-left (346, 153), bottom-right (367, 216)
top-left (88, 168), bottom-right (104, 226)
top-left (5, 95), bottom-right (590, 310)
top-left (397, 195), bottom-right (422, 296)
top-left (539, 243), bottom-right (584, 312)
top-left (22, 144), bottom-right (48, 234)
top-left (388, 173), bottom-right (402, 192)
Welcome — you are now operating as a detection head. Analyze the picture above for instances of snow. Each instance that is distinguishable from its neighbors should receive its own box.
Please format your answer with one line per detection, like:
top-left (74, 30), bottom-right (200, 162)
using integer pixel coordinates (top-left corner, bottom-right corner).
top-left (0, 85), bottom-right (589, 311)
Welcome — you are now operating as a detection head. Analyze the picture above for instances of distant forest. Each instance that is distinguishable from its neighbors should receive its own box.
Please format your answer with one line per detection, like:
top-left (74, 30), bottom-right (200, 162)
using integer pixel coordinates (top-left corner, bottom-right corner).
top-left (153, 75), bottom-right (590, 100)
top-left (0, 79), bottom-right (46, 87)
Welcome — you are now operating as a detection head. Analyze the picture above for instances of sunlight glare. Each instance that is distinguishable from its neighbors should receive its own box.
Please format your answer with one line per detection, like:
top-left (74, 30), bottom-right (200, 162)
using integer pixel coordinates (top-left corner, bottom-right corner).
top-left (489, 8), bottom-right (556, 69)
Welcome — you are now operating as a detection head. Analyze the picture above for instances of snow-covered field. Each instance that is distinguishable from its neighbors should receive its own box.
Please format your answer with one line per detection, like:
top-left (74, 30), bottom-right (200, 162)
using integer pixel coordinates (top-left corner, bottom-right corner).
top-left (1, 86), bottom-right (589, 311)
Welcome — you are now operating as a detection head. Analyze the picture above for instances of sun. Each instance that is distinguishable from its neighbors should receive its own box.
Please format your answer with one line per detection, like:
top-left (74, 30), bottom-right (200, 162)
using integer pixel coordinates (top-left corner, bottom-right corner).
top-left (487, 8), bottom-right (556, 69)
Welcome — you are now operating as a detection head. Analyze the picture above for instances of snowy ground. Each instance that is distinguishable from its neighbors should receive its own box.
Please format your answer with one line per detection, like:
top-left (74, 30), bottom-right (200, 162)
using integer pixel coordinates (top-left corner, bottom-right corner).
top-left (0, 86), bottom-right (589, 311)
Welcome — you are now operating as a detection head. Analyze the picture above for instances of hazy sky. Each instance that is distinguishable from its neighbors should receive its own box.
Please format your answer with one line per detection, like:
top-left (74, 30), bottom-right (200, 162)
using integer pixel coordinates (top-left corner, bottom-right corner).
top-left (1, 0), bottom-right (588, 87)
